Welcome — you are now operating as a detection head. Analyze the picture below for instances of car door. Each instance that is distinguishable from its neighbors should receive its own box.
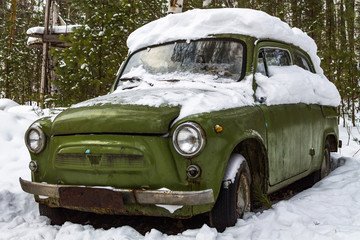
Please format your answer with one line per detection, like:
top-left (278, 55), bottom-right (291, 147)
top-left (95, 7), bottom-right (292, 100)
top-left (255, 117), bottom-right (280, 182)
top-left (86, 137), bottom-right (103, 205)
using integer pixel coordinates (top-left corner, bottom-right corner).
top-left (292, 50), bottom-right (324, 172)
top-left (254, 42), bottom-right (313, 185)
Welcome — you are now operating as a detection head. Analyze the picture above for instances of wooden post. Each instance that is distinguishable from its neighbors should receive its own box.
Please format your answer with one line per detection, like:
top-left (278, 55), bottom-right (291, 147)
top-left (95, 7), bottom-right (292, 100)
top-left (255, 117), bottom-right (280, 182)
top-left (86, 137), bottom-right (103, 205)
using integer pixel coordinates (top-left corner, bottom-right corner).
top-left (40, 0), bottom-right (51, 108)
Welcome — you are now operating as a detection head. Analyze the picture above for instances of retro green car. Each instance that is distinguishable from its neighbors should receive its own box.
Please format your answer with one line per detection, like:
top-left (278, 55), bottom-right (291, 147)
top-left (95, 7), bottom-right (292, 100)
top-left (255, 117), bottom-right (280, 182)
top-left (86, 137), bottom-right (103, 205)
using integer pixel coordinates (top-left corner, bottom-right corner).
top-left (20, 9), bottom-right (341, 231)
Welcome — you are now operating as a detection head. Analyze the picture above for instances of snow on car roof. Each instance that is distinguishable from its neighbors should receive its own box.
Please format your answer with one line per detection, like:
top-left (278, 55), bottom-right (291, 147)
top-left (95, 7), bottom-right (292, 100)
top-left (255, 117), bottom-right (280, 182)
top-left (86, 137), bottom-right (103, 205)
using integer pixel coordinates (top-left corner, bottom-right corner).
top-left (127, 8), bottom-right (323, 75)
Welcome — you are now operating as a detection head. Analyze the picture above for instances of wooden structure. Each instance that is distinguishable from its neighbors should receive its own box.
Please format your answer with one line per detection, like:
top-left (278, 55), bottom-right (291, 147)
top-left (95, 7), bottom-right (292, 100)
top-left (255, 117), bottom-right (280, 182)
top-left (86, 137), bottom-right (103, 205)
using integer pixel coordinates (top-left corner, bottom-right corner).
top-left (26, 0), bottom-right (79, 107)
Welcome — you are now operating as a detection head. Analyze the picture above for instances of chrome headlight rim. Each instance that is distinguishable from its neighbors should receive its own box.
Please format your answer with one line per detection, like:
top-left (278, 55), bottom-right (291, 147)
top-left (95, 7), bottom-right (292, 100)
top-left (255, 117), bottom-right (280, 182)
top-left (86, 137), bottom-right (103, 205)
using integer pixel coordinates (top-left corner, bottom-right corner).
top-left (25, 125), bottom-right (46, 154)
top-left (172, 122), bottom-right (206, 158)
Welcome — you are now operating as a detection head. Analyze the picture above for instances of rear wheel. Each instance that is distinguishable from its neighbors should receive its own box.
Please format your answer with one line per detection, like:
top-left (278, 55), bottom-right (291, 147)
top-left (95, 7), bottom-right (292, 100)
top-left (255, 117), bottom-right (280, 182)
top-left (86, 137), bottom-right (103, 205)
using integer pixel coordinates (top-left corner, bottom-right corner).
top-left (209, 158), bottom-right (251, 232)
top-left (320, 145), bottom-right (331, 179)
top-left (313, 144), bottom-right (331, 183)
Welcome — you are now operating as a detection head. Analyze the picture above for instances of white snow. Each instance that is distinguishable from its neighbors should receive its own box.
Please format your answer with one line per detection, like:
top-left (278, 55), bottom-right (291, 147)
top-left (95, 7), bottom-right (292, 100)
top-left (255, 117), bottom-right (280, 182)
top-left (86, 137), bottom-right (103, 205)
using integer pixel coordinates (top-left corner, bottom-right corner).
top-left (255, 66), bottom-right (341, 106)
top-left (0, 99), bottom-right (19, 110)
top-left (2, 100), bottom-right (360, 239)
top-left (223, 154), bottom-right (245, 183)
top-left (27, 36), bottom-right (42, 46)
top-left (73, 65), bottom-right (340, 122)
top-left (74, 9), bottom-right (341, 122)
top-left (155, 188), bottom-right (183, 213)
top-left (155, 204), bottom-right (183, 214)
top-left (72, 69), bottom-right (255, 121)
top-left (26, 25), bottom-right (81, 35)
top-left (0, 100), bottom-right (39, 194)
top-left (127, 8), bottom-right (324, 76)
top-left (72, 8), bottom-right (341, 122)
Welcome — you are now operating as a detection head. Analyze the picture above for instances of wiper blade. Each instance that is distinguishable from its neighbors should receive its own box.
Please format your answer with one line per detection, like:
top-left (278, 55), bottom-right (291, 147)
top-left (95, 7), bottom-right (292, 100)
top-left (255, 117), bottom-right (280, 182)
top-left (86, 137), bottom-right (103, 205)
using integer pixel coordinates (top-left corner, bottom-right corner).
top-left (119, 76), bottom-right (142, 90)
top-left (119, 76), bottom-right (154, 90)
top-left (119, 76), bottom-right (142, 81)
top-left (160, 79), bottom-right (181, 82)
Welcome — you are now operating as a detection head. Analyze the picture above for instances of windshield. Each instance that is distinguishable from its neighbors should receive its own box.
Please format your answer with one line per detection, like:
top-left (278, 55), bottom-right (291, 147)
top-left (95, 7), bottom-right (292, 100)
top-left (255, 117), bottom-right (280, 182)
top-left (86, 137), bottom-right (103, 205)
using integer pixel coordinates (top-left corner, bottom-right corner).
top-left (118, 39), bottom-right (245, 86)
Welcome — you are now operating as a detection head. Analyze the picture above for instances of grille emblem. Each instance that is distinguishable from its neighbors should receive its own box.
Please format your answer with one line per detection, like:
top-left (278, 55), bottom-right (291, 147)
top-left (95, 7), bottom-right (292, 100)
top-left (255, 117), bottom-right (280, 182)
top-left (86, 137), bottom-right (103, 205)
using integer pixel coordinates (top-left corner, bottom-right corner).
top-left (87, 154), bottom-right (101, 165)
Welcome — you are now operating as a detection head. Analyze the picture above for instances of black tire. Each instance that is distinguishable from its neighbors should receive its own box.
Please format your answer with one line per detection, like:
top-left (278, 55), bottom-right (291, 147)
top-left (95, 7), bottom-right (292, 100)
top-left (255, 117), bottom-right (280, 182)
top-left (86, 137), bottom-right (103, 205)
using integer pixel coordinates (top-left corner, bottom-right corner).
top-left (320, 145), bottom-right (331, 179)
top-left (39, 203), bottom-right (66, 226)
top-left (209, 158), bottom-right (251, 232)
top-left (314, 144), bottom-right (331, 183)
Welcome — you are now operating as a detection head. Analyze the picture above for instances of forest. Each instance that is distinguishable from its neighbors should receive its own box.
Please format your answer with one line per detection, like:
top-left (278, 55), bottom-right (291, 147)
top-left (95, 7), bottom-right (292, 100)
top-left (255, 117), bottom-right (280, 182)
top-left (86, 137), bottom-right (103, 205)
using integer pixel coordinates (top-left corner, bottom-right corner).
top-left (0, 0), bottom-right (359, 125)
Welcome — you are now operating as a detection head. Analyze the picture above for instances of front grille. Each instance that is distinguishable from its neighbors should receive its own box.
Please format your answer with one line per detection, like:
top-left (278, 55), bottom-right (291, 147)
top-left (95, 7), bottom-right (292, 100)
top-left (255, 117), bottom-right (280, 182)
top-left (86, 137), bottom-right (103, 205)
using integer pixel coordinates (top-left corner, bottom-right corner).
top-left (55, 153), bottom-right (145, 169)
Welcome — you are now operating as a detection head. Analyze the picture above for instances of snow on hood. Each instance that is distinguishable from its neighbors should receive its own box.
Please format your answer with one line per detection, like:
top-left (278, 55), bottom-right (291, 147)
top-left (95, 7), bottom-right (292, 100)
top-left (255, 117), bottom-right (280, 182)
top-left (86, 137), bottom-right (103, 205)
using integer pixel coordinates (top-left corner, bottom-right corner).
top-left (73, 64), bottom-right (340, 122)
top-left (255, 66), bottom-right (341, 106)
top-left (72, 71), bottom-right (255, 121)
top-left (127, 8), bottom-right (323, 75)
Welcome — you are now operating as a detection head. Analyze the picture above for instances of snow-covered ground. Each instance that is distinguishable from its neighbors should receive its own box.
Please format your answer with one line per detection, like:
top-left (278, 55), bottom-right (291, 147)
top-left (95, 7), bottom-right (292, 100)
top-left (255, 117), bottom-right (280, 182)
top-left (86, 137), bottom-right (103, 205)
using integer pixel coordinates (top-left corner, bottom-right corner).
top-left (1, 99), bottom-right (360, 240)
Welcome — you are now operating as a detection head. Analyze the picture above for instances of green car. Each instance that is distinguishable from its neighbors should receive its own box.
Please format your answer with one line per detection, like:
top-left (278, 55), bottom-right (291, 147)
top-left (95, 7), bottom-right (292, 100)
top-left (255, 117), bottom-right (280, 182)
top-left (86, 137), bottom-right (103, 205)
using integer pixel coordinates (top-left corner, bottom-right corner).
top-left (20, 9), bottom-right (341, 231)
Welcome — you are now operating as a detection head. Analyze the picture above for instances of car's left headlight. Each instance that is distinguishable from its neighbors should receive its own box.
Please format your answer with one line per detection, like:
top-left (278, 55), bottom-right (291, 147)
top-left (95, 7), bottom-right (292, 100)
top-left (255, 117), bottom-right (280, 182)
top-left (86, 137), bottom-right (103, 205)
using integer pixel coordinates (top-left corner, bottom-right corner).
top-left (173, 122), bottom-right (206, 157)
top-left (25, 125), bottom-right (46, 154)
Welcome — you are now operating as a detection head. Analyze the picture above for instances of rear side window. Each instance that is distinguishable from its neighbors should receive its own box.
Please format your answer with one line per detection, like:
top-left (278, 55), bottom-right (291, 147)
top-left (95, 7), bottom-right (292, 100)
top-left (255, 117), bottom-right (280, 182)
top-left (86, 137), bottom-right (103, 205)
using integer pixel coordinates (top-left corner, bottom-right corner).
top-left (293, 52), bottom-right (312, 72)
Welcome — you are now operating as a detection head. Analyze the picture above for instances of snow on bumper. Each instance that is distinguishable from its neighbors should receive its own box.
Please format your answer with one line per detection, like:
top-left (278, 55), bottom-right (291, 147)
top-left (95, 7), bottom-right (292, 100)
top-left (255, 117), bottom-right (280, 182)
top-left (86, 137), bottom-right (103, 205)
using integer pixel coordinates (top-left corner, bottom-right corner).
top-left (19, 178), bottom-right (214, 208)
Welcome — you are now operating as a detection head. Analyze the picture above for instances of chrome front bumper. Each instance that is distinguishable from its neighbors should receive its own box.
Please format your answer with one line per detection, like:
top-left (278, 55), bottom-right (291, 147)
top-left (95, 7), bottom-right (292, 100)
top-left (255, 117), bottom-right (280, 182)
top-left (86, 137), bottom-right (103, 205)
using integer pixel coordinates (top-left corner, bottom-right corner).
top-left (19, 178), bottom-right (214, 206)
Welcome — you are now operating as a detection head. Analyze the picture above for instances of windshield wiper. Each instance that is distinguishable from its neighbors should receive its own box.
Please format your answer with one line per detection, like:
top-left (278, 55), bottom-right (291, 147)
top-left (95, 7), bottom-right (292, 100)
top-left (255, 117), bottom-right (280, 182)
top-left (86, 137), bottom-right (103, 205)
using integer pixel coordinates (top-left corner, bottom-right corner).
top-left (119, 76), bottom-right (155, 90)
top-left (119, 76), bottom-right (142, 90)
top-left (160, 79), bottom-right (181, 82)
top-left (119, 76), bottom-right (142, 81)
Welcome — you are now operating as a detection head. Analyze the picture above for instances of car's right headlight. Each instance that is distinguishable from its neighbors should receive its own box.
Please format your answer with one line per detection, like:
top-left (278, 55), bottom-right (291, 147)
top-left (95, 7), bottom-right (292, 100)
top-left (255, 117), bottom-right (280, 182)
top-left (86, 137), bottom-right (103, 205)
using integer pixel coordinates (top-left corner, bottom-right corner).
top-left (25, 125), bottom-right (46, 154)
top-left (172, 122), bottom-right (206, 158)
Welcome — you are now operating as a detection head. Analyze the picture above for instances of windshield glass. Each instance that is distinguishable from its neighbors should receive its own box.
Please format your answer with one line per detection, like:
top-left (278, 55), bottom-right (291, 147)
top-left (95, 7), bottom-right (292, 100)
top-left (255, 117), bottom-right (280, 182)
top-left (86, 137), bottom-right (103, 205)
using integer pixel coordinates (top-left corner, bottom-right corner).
top-left (119, 39), bottom-right (245, 86)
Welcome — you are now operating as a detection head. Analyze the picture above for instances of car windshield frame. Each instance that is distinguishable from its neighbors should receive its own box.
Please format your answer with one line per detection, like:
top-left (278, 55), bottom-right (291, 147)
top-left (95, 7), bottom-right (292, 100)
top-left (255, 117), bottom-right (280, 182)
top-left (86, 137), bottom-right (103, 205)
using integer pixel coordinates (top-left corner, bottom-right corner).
top-left (115, 38), bottom-right (247, 90)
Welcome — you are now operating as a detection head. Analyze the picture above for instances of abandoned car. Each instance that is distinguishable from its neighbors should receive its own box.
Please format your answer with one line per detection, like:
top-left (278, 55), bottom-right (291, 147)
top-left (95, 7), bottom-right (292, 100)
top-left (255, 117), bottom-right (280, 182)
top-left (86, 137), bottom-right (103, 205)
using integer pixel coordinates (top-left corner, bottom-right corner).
top-left (20, 8), bottom-right (341, 231)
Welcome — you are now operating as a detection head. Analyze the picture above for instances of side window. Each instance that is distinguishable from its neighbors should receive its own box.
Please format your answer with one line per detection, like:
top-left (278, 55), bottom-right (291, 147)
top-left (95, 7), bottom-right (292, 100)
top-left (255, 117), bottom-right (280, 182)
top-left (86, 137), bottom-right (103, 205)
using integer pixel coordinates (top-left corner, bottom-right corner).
top-left (256, 47), bottom-right (291, 76)
top-left (263, 48), bottom-right (291, 66)
top-left (293, 51), bottom-right (312, 72)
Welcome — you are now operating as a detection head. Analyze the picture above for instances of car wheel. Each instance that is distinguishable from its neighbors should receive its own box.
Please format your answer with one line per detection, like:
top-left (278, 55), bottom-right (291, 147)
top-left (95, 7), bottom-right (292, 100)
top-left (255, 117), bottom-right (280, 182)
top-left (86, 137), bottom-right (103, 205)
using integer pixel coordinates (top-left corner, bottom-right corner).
top-left (39, 203), bottom-right (66, 225)
top-left (313, 144), bottom-right (331, 183)
top-left (209, 158), bottom-right (251, 232)
top-left (320, 145), bottom-right (331, 179)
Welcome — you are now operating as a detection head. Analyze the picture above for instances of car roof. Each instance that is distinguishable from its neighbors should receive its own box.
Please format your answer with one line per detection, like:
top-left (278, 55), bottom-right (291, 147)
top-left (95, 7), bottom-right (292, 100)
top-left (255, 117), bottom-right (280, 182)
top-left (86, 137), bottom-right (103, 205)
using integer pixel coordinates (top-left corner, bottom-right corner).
top-left (127, 8), bottom-right (323, 75)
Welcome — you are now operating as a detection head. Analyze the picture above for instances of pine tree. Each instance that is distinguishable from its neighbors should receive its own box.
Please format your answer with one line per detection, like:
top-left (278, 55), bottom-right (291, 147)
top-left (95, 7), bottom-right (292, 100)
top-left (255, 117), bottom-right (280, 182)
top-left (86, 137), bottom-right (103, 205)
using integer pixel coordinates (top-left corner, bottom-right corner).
top-left (0, 0), bottom-right (43, 104)
top-left (51, 0), bottom-right (167, 106)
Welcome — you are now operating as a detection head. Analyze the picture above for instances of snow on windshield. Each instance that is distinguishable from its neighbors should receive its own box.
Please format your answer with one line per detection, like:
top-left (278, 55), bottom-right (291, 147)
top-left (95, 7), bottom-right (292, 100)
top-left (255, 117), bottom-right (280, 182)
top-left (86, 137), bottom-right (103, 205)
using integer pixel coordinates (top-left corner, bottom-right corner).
top-left (127, 8), bottom-right (324, 76)
top-left (121, 39), bottom-right (245, 82)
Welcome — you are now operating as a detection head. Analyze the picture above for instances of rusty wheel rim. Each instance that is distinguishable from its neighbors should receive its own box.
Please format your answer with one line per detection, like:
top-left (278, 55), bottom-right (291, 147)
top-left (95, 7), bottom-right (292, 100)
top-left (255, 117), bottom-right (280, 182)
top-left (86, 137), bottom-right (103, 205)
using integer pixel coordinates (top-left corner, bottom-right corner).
top-left (236, 173), bottom-right (251, 218)
top-left (321, 148), bottom-right (330, 179)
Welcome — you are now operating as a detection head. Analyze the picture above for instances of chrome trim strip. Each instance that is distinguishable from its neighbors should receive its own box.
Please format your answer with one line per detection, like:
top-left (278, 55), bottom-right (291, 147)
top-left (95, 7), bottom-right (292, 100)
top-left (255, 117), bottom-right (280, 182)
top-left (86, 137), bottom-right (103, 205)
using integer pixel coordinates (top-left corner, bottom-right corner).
top-left (20, 177), bottom-right (60, 198)
top-left (19, 178), bottom-right (214, 206)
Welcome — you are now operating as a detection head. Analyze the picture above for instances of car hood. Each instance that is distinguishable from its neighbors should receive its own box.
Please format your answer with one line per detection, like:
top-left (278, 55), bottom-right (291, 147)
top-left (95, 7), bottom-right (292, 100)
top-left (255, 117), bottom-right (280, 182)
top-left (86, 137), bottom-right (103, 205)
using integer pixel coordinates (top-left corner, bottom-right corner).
top-left (51, 103), bottom-right (181, 135)
top-left (52, 81), bottom-right (255, 135)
